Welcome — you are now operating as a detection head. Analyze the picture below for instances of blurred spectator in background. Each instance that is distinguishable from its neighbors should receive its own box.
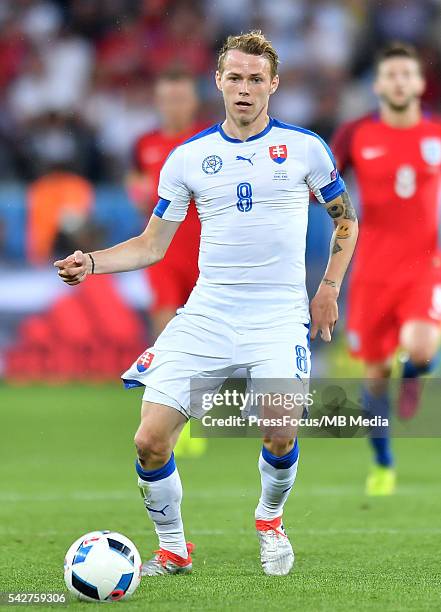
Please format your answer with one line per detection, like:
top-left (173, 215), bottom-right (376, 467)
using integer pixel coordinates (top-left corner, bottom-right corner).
top-left (139, 1), bottom-right (211, 78)
top-left (127, 69), bottom-right (203, 339)
top-left (1, 0), bottom-right (441, 387)
top-left (0, 0), bottom-right (440, 188)
top-left (83, 70), bottom-right (156, 180)
top-left (8, 26), bottom-right (93, 120)
top-left (27, 163), bottom-right (101, 265)
top-left (0, 11), bottom-right (29, 92)
top-left (15, 110), bottom-right (100, 181)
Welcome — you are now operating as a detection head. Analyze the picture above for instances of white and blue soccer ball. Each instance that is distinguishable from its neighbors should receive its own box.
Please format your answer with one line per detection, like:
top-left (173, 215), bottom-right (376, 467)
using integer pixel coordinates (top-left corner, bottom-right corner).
top-left (64, 531), bottom-right (142, 602)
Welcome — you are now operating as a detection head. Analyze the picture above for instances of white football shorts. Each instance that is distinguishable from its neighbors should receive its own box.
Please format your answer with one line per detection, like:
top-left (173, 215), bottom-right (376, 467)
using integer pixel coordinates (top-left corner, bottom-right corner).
top-left (121, 312), bottom-right (311, 419)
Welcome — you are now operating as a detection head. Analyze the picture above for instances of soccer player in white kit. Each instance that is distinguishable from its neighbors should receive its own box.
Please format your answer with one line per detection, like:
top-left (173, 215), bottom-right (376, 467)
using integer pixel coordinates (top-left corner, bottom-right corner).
top-left (55, 31), bottom-right (358, 577)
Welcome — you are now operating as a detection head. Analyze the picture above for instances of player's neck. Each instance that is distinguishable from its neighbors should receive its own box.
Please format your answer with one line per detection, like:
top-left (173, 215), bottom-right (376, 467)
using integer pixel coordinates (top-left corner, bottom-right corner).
top-left (380, 104), bottom-right (422, 129)
top-left (221, 113), bottom-right (270, 142)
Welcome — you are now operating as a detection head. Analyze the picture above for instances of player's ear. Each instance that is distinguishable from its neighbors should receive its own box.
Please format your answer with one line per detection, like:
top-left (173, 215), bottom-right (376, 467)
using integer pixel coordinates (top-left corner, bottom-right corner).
top-left (269, 74), bottom-right (279, 95)
top-left (215, 70), bottom-right (223, 92)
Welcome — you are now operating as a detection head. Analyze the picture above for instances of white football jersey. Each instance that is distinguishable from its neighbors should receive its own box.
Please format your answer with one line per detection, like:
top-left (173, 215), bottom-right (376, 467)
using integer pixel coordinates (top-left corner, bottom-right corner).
top-left (154, 117), bottom-right (345, 328)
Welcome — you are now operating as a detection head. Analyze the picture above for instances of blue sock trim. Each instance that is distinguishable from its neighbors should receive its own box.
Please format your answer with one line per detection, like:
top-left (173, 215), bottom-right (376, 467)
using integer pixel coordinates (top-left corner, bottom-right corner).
top-left (361, 388), bottom-right (393, 467)
top-left (136, 453), bottom-right (176, 482)
top-left (403, 354), bottom-right (439, 378)
top-left (261, 439), bottom-right (299, 469)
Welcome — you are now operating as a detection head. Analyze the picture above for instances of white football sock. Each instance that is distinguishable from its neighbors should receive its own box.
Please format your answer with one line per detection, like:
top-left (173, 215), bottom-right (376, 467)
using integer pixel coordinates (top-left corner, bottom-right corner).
top-left (255, 441), bottom-right (299, 521)
top-left (136, 453), bottom-right (188, 558)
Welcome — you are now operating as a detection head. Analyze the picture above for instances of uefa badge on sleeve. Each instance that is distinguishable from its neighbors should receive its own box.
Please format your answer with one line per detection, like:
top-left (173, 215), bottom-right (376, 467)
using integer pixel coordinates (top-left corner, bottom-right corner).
top-left (269, 145), bottom-right (288, 164)
top-left (136, 350), bottom-right (154, 373)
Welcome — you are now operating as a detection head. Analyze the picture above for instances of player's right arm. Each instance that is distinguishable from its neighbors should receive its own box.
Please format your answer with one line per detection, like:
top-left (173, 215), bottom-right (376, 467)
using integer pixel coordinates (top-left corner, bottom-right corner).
top-left (54, 215), bottom-right (181, 285)
top-left (54, 145), bottom-right (191, 286)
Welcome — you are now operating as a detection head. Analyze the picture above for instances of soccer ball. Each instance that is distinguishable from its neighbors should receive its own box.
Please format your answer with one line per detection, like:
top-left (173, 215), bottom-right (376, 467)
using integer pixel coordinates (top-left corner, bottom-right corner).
top-left (64, 531), bottom-right (142, 602)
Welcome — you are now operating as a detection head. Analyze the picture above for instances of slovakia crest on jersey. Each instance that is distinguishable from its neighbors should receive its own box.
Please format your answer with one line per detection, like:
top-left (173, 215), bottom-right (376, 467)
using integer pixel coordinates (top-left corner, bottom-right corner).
top-left (269, 144), bottom-right (288, 164)
top-left (137, 350), bottom-right (154, 373)
top-left (420, 138), bottom-right (441, 166)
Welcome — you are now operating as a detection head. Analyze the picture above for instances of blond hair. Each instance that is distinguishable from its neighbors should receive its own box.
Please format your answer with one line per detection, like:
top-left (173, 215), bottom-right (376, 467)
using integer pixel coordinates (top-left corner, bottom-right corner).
top-left (217, 30), bottom-right (279, 79)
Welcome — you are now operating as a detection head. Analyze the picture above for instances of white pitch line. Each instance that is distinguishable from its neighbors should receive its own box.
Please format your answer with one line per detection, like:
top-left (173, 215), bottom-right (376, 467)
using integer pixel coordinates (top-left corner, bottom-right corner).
top-left (1, 528), bottom-right (441, 537)
top-left (0, 485), bottom-right (437, 503)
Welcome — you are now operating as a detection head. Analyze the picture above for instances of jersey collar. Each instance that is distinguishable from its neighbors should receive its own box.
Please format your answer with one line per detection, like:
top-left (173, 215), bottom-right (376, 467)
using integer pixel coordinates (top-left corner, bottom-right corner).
top-left (217, 117), bottom-right (274, 143)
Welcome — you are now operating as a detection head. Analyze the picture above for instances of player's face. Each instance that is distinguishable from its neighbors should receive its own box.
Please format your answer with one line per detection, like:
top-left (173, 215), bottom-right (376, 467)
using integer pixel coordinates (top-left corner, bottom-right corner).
top-left (215, 50), bottom-right (279, 127)
top-left (374, 57), bottom-right (425, 111)
top-left (155, 79), bottom-right (198, 128)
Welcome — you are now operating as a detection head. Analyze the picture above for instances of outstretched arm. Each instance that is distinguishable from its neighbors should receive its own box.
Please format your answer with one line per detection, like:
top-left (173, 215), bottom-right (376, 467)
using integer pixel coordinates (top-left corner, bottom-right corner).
top-left (310, 191), bottom-right (358, 341)
top-left (53, 214), bottom-right (181, 286)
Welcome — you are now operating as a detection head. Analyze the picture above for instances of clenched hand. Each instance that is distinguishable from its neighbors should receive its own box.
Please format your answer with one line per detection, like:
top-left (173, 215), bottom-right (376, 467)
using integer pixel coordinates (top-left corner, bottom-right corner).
top-left (53, 250), bottom-right (90, 286)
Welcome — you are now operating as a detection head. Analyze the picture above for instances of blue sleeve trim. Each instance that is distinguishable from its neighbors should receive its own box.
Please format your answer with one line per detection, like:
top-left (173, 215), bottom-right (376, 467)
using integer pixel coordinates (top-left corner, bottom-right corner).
top-left (319, 176), bottom-right (346, 202)
top-left (153, 198), bottom-right (171, 218)
top-left (261, 439), bottom-right (299, 469)
top-left (136, 453), bottom-right (176, 482)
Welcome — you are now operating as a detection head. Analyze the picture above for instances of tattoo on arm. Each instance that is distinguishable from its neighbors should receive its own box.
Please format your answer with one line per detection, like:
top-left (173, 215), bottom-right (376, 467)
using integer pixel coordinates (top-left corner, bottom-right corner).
top-left (341, 191), bottom-right (357, 221)
top-left (324, 191), bottom-right (357, 222)
top-left (325, 201), bottom-right (344, 219)
top-left (322, 278), bottom-right (337, 288)
top-left (336, 223), bottom-right (351, 239)
top-left (332, 241), bottom-right (342, 255)
top-left (324, 191), bottom-right (357, 255)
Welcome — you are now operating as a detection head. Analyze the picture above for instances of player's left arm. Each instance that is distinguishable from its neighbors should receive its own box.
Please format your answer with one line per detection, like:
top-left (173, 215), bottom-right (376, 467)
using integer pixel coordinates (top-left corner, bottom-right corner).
top-left (310, 190), bottom-right (358, 341)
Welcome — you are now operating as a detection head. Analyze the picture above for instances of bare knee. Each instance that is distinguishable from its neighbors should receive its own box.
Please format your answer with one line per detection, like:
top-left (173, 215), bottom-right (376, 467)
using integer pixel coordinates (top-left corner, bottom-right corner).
top-left (134, 430), bottom-right (172, 470)
top-left (263, 436), bottom-right (295, 457)
top-left (400, 321), bottom-right (440, 366)
top-left (406, 346), bottom-right (434, 367)
top-left (134, 400), bottom-right (187, 470)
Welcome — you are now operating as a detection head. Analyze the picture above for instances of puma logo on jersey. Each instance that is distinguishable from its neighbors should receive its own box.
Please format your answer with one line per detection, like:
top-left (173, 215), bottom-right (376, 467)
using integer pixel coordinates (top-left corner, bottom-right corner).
top-left (361, 147), bottom-right (386, 160)
top-left (236, 153), bottom-right (256, 165)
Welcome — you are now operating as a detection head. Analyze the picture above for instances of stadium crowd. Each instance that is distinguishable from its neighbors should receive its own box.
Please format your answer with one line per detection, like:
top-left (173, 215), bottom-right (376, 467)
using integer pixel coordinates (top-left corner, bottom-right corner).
top-left (1, 0), bottom-right (441, 381)
top-left (0, 0), bottom-right (440, 184)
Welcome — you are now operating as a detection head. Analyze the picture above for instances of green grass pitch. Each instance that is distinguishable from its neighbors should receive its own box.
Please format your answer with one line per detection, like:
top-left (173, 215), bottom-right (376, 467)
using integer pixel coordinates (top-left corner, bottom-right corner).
top-left (1, 382), bottom-right (441, 611)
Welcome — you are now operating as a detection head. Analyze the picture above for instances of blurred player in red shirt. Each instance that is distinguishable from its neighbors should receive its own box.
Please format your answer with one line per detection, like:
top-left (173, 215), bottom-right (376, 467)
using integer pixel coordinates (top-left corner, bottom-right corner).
top-left (127, 68), bottom-right (206, 458)
top-left (128, 68), bottom-right (203, 338)
top-left (332, 44), bottom-right (441, 495)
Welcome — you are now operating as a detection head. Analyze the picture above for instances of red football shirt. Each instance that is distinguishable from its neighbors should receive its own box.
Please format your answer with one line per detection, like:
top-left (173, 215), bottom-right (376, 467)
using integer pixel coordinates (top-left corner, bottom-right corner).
top-left (332, 114), bottom-right (441, 284)
top-left (134, 124), bottom-right (205, 273)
